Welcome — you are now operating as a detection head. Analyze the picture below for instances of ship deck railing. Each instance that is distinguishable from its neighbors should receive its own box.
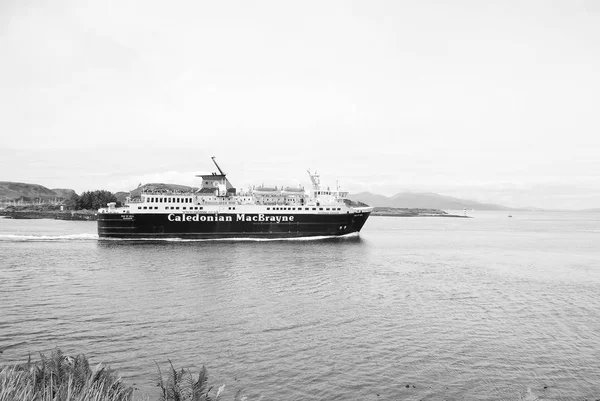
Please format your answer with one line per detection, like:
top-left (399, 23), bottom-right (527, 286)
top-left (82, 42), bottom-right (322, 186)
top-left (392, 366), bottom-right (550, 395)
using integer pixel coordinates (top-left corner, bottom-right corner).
top-left (140, 189), bottom-right (195, 195)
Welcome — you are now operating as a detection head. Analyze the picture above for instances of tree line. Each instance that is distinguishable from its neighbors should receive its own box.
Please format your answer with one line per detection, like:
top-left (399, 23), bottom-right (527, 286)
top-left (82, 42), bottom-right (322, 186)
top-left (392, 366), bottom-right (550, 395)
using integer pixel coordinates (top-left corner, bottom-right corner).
top-left (66, 190), bottom-right (121, 210)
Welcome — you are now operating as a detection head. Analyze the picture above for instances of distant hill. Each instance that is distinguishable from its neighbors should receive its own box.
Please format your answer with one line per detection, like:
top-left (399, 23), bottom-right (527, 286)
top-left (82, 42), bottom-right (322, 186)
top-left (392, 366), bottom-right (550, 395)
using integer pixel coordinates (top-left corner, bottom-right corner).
top-left (51, 188), bottom-right (77, 199)
top-left (349, 191), bottom-right (518, 211)
top-left (0, 181), bottom-right (73, 202)
top-left (0, 181), bottom-right (533, 211)
top-left (115, 183), bottom-right (197, 203)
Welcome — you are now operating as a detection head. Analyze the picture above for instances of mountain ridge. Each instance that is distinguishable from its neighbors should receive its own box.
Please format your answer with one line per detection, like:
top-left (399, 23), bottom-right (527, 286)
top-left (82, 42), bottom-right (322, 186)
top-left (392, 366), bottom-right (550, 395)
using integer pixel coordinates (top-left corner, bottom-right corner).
top-left (0, 181), bottom-right (569, 211)
top-left (0, 181), bottom-right (73, 202)
top-left (349, 191), bottom-right (525, 211)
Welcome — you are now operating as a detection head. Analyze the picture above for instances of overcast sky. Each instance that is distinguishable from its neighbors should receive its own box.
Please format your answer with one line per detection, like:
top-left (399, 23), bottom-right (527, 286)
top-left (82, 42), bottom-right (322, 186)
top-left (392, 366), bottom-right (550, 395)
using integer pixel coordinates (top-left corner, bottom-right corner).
top-left (1, 0), bottom-right (599, 209)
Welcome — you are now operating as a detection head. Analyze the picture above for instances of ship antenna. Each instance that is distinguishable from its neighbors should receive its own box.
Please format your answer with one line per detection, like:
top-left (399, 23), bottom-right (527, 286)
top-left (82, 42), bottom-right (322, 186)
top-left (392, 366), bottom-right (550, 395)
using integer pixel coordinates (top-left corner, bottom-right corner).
top-left (211, 156), bottom-right (226, 176)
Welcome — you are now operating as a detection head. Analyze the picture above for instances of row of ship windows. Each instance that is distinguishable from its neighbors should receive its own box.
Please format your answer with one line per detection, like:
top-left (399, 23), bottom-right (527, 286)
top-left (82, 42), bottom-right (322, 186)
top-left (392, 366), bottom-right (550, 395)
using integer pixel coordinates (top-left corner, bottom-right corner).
top-left (139, 206), bottom-right (204, 210)
top-left (144, 197), bottom-right (193, 203)
top-left (267, 207), bottom-right (342, 211)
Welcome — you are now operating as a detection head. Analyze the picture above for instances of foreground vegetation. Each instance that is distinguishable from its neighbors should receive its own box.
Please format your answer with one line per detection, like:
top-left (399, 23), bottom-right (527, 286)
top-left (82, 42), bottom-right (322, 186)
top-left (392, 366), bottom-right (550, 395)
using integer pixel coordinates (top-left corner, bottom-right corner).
top-left (0, 349), bottom-right (242, 401)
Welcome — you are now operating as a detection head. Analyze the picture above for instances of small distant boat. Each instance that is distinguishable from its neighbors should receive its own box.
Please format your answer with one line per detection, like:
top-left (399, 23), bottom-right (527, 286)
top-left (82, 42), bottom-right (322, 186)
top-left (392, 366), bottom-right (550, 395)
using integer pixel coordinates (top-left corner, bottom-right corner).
top-left (508, 215), bottom-right (512, 218)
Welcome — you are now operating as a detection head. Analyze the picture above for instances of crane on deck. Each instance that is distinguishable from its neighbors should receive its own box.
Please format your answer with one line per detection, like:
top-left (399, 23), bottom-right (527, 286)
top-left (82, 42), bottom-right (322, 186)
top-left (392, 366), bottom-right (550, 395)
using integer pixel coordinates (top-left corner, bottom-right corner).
top-left (211, 156), bottom-right (226, 176)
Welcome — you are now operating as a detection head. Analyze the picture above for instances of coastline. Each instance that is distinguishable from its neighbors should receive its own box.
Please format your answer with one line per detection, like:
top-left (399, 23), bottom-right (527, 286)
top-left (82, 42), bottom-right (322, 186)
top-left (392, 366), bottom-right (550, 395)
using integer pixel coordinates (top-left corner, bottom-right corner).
top-left (0, 208), bottom-right (97, 221)
top-left (0, 209), bottom-right (469, 221)
top-left (371, 207), bottom-right (470, 218)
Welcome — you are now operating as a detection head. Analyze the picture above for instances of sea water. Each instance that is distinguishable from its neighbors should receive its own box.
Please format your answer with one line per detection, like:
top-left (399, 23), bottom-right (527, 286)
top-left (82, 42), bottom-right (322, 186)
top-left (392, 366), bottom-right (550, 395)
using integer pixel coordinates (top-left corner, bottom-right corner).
top-left (1, 212), bottom-right (599, 400)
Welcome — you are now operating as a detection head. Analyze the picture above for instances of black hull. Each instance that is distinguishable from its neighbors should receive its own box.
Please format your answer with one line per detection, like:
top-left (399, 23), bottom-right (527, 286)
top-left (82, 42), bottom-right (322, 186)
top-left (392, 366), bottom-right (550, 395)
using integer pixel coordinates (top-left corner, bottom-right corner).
top-left (97, 212), bottom-right (370, 239)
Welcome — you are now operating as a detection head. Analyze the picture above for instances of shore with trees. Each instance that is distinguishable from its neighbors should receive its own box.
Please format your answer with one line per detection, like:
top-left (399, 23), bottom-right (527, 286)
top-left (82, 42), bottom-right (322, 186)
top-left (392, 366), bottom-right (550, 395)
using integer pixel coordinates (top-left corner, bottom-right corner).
top-left (0, 190), bottom-right (120, 221)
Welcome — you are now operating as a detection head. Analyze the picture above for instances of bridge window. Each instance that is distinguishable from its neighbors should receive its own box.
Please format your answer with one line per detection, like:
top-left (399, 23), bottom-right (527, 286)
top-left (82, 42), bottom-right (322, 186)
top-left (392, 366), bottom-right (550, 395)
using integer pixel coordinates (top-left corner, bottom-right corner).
top-left (319, 208), bottom-right (323, 210)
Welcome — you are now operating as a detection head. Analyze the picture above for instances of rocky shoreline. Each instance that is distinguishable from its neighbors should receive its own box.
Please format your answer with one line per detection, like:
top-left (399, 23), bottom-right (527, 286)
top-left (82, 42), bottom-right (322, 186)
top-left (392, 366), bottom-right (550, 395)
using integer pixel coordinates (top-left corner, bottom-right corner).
top-left (0, 207), bottom-right (97, 221)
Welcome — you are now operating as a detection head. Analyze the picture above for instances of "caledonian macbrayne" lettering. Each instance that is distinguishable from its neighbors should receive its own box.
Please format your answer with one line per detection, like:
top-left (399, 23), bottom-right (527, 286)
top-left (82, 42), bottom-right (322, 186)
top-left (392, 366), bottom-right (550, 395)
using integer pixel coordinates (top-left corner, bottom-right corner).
top-left (167, 213), bottom-right (295, 223)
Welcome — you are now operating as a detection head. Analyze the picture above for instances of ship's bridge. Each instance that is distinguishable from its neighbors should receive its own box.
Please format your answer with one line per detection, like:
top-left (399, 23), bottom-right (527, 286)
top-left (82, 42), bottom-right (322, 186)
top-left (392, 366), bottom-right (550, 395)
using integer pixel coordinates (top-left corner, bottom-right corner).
top-left (314, 189), bottom-right (349, 201)
top-left (196, 173), bottom-right (236, 196)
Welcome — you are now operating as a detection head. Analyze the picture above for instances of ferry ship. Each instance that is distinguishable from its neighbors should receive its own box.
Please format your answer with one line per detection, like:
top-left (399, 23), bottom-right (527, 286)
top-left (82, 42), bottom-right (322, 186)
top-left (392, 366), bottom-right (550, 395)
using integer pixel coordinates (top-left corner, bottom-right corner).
top-left (97, 158), bottom-right (372, 239)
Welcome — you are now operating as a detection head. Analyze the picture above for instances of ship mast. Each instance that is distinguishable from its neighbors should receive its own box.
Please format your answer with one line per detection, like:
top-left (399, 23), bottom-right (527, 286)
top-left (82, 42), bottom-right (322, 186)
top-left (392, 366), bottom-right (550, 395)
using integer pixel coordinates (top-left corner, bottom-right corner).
top-left (306, 169), bottom-right (321, 191)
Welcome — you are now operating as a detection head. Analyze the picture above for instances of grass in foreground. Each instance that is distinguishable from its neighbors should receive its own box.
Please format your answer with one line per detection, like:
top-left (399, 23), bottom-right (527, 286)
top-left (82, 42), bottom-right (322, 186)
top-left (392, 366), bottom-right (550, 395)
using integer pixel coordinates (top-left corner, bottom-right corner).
top-left (0, 349), bottom-right (242, 401)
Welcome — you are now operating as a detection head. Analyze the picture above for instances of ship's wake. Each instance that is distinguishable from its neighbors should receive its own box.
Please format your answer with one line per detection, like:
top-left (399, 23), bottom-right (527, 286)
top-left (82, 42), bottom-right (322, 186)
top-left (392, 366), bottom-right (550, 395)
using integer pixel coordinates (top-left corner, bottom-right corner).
top-left (0, 232), bottom-right (360, 243)
top-left (0, 233), bottom-right (99, 242)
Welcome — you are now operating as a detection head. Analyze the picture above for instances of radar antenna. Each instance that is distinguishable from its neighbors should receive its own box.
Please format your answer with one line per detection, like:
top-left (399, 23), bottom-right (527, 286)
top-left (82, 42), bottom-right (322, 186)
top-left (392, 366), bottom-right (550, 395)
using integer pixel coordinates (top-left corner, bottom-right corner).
top-left (211, 156), bottom-right (226, 176)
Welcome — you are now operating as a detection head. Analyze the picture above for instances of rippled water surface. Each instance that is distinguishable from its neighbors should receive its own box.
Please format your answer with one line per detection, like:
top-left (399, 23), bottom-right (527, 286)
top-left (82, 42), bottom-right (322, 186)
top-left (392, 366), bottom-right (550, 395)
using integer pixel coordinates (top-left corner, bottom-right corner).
top-left (1, 212), bottom-right (600, 400)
